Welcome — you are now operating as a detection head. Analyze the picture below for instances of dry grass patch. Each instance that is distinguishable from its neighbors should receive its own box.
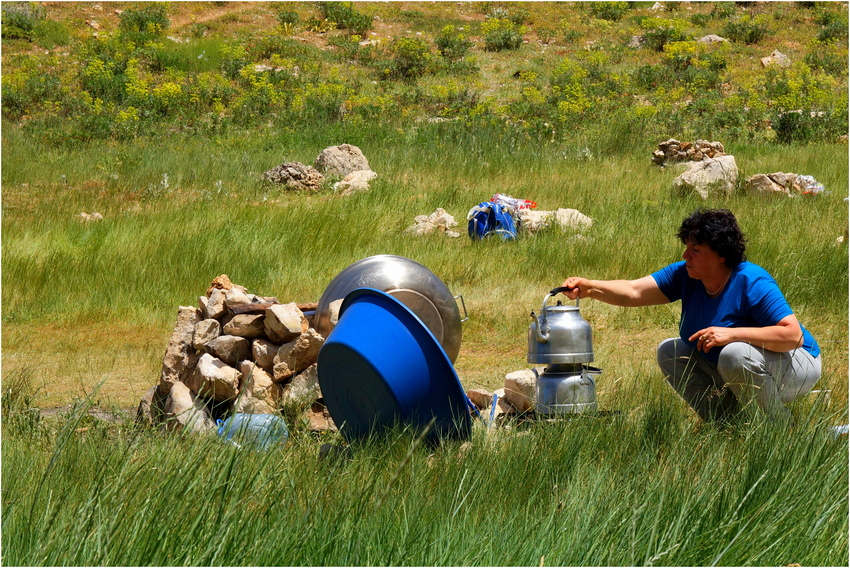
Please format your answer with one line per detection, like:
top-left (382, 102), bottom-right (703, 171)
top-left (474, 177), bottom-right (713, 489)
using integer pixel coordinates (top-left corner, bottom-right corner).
top-left (2, 321), bottom-right (166, 408)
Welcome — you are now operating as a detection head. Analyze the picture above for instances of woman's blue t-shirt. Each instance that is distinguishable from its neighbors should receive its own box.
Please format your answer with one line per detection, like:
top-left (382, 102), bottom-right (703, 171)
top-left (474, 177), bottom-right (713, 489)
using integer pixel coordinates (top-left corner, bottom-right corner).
top-left (651, 260), bottom-right (820, 365)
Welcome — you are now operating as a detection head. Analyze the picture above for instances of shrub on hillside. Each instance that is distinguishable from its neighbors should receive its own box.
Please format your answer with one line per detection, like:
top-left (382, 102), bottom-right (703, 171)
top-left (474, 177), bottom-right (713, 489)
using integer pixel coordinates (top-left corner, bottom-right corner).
top-left (817, 19), bottom-right (849, 43)
top-left (689, 13), bottom-right (712, 27)
top-left (435, 25), bottom-right (474, 61)
top-left (764, 62), bottom-right (848, 142)
top-left (481, 18), bottom-right (525, 52)
top-left (318, 2), bottom-right (372, 35)
top-left (1, 57), bottom-right (62, 119)
top-left (723, 15), bottom-right (769, 44)
top-left (633, 64), bottom-right (676, 90)
top-left (387, 37), bottom-right (431, 80)
top-left (771, 109), bottom-right (844, 144)
top-left (80, 58), bottom-right (127, 103)
top-left (276, 10), bottom-right (299, 26)
top-left (804, 40), bottom-right (847, 77)
top-left (219, 43), bottom-right (248, 80)
top-left (549, 58), bottom-right (592, 123)
top-left (662, 41), bottom-right (727, 89)
top-left (1, 2), bottom-right (44, 40)
top-left (33, 19), bottom-right (70, 49)
top-left (0, 2), bottom-right (68, 47)
top-left (589, 2), bottom-right (629, 22)
top-left (119, 3), bottom-right (169, 43)
top-left (711, 3), bottom-right (737, 19)
top-left (639, 17), bottom-right (689, 51)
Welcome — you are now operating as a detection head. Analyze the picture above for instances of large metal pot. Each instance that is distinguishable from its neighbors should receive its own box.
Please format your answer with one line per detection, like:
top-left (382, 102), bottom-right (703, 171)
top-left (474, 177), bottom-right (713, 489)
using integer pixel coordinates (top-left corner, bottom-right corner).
top-left (313, 255), bottom-right (466, 363)
top-left (535, 364), bottom-right (600, 415)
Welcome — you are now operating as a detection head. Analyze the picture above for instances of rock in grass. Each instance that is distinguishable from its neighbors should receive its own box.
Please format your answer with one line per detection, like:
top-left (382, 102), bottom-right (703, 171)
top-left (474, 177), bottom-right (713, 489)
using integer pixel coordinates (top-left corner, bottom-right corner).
top-left (333, 169), bottom-right (377, 195)
top-left (672, 155), bottom-right (739, 200)
top-left (314, 144), bottom-right (370, 178)
top-left (136, 385), bottom-right (166, 427)
top-left (306, 402), bottom-right (337, 432)
top-left (761, 50), bottom-right (791, 68)
top-left (185, 353), bottom-right (242, 402)
top-left (163, 381), bottom-right (215, 433)
top-left (466, 388), bottom-right (494, 409)
top-left (503, 369), bottom-right (536, 413)
top-left (263, 161), bottom-right (325, 191)
top-left (281, 363), bottom-right (321, 411)
top-left (408, 207), bottom-right (460, 236)
top-left (158, 306), bottom-right (203, 396)
top-left (744, 173), bottom-right (791, 197)
top-left (518, 208), bottom-right (593, 234)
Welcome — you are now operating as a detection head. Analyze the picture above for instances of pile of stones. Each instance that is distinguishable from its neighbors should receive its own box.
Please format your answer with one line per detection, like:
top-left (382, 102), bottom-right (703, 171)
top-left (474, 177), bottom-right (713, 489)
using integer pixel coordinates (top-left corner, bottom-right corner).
top-left (263, 143), bottom-right (377, 195)
top-left (652, 138), bottom-right (726, 166)
top-left (136, 275), bottom-right (335, 434)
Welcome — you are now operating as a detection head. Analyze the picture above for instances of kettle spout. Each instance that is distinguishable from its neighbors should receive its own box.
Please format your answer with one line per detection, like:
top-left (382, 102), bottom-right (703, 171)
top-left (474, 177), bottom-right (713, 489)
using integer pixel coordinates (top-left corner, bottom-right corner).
top-left (530, 311), bottom-right (549, 344)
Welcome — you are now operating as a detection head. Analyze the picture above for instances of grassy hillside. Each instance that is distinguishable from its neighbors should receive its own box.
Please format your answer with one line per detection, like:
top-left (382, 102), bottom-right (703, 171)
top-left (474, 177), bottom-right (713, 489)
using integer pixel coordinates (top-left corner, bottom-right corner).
top-left (1, 1), bottom-right (847, 146)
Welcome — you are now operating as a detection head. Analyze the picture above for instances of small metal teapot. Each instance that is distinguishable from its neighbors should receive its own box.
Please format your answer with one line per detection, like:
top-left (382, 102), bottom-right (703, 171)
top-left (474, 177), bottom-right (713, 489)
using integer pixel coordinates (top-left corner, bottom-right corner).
top-left (527, 286), bottom-right (594, 365)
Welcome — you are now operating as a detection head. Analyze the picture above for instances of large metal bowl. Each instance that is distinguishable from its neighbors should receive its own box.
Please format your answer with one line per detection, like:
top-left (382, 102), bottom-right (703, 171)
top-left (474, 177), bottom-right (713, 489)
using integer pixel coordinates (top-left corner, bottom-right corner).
top-left (313, 255), bottom-right (463, 363)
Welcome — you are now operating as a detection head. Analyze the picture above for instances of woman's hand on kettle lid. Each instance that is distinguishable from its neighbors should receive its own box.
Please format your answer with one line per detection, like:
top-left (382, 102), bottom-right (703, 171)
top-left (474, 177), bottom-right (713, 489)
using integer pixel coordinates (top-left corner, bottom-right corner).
top-left (560, 278), bottom-right (589, 300)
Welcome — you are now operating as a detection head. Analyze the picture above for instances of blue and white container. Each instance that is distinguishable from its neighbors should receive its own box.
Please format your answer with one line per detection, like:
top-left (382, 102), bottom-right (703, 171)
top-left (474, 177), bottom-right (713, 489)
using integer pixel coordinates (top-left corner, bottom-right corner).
top-left (216, 413), bottom-right (289, 451)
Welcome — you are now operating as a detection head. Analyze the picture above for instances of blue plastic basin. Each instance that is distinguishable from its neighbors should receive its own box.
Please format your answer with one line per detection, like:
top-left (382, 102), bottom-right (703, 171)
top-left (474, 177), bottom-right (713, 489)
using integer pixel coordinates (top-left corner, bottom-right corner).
top-left (317, 288), bottom-right (472, 442)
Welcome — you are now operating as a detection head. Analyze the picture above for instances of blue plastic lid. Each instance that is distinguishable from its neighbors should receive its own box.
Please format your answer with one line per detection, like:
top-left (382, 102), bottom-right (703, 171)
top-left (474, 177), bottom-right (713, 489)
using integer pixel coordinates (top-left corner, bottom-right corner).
top-left (318, 288), bottom-right (472, 441)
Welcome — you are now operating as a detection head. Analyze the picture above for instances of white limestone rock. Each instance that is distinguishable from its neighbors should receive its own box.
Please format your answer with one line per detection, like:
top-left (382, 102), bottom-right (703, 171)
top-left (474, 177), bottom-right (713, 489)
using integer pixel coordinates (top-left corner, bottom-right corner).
top-left (163, 381), bottom-right (215, 433)
top-left (273, 329), bottom-right (325, 381)
top-left (503, 369), bottom-right (536, 413)
top-left (158, 306), bottom-right (203, 396)
top-left (185, 353), bottom-right (242, 402)
top-left (264, 303), bottom-right (309, 344)
top-left (252, 338), bottom-right (281, 374)
top-left (314, 144), bottom-right (370, 178)
top-left (281, 363), bottom-right (321, 411)
top-left (223, 313), bottom-right (266, 339)
top-left (672, 155), bottom-right (739, 199)
top-left (193, 319), bottom-right (221, 350)
top-left (204, 335), bottom-right (251, 367)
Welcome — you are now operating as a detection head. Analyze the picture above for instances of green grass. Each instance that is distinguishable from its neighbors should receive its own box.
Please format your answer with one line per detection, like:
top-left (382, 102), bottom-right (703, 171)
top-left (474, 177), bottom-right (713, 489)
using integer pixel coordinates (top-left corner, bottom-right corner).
top-left (2, 121), bottom-right (847, 405)
top-left (2, 378), bottom-right (846, 566)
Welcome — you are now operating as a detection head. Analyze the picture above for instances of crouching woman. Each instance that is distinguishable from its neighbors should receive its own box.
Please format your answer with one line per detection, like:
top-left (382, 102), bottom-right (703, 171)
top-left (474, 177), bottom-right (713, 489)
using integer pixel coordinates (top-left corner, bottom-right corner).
top-left (561, 208), bottom-right (821, 424)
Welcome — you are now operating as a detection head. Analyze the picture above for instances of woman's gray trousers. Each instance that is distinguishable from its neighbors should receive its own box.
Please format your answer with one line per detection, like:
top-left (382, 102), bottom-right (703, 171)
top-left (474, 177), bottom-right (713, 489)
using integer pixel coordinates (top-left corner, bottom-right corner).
top-left (656, 338), bottom-right (821, 422)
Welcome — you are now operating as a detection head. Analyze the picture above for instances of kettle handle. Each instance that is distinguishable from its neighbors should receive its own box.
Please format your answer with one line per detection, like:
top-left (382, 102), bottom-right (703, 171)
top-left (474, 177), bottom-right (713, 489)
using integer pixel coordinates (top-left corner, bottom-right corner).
top-left (546, 286), bottom-right (580, 309)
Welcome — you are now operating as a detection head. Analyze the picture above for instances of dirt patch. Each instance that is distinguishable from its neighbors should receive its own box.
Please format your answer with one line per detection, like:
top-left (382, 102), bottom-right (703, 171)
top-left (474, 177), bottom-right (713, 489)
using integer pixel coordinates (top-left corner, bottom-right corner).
top-left (40, 404), bottom-right (134, 424)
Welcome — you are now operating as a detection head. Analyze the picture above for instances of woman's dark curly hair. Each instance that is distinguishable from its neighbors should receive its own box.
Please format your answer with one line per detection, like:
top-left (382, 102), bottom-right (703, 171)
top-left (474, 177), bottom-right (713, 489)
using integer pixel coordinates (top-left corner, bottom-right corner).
top-left (677, 208), bottom-right (747, 267)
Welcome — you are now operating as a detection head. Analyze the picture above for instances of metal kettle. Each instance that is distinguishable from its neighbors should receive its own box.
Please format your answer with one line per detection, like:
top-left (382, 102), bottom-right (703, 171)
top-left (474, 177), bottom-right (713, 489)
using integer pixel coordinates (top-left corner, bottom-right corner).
top-left (527, 286), bottom-right (594, 365)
